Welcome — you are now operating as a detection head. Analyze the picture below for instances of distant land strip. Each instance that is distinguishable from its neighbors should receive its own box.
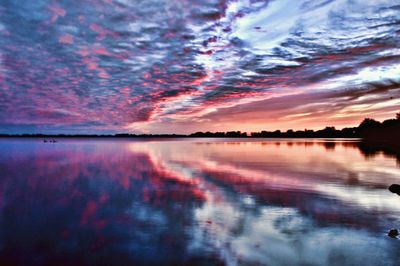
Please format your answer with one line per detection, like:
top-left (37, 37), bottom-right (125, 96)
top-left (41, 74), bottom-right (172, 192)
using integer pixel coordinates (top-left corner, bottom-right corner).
top-left (1, 115), bottom-right (399, 142)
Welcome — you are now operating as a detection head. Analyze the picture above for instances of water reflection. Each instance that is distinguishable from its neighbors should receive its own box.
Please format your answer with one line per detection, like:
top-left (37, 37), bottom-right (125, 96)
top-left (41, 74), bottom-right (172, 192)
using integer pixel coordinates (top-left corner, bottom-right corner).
top-left (0, 138), bottom-right (400, 265)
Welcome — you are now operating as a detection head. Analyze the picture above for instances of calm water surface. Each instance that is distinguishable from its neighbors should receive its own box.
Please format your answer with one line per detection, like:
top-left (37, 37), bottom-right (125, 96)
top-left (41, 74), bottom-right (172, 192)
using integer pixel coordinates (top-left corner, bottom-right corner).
top-left (1, 138), bottom-right (400, 265)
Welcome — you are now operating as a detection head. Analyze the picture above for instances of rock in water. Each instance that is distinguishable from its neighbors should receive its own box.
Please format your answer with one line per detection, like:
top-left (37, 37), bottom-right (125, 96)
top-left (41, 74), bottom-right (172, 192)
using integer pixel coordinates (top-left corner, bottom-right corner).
top-left (388, 229), bottom-right (399, 238)
top-left (388, 184), bottom-right (400, 195)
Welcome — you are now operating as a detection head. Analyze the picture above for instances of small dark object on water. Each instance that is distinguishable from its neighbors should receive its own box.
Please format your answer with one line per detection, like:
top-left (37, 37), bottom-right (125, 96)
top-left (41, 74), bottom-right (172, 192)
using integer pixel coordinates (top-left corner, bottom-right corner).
top-left (389, 184), bottom-right (400, 195)
top-left (388, 229), bottom-right (399, 238)
top-left (43, 139), bottom-right (57, 143)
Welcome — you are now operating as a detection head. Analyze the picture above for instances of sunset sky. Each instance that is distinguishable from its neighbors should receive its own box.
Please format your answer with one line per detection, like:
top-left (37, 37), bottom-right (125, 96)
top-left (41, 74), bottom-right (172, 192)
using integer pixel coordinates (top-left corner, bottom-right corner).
top-left (0, 0), bottom-right (399, 134)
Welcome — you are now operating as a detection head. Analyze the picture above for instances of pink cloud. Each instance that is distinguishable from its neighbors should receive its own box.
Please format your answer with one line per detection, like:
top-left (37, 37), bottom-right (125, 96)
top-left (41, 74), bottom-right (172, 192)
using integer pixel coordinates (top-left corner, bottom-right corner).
top-left (59, 34), bottom-right (74, 45)
top-left (92, 45), bottom-right (112, 56)
top-left (49, 5), bottom-right (66, 23)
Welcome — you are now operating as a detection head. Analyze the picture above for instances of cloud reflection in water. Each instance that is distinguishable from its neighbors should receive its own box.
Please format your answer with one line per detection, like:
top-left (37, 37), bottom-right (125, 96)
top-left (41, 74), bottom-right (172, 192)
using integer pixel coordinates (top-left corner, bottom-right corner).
top-left (0, 138), bottom-right (400, 265)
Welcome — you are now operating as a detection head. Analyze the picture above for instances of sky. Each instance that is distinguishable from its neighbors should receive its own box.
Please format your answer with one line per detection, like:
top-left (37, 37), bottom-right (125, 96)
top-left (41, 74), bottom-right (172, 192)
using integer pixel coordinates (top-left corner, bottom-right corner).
top-left (0, 0), bottom-right (399, 134)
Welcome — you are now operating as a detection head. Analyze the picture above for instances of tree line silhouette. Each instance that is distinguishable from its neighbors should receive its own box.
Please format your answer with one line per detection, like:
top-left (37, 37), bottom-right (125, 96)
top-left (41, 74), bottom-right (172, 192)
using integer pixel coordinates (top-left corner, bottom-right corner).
top-left (1, 113), bottom-right (399, 142)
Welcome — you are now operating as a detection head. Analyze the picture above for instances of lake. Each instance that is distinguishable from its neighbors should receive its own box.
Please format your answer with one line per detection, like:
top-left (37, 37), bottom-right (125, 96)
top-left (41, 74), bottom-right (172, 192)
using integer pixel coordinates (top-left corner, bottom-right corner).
top-left (0, 138), bottom-right (400, 265)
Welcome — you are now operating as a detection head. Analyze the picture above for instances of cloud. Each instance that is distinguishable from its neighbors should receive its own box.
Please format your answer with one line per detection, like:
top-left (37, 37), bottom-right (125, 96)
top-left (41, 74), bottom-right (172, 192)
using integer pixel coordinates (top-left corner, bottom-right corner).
top-left (0, 0), bottom-right (399, 133)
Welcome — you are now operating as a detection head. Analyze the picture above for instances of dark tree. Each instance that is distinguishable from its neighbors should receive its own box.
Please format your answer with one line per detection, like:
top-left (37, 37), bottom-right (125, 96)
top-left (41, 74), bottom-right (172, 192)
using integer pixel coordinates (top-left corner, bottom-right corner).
top-left (358, 118), bottom-right (381, 130)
